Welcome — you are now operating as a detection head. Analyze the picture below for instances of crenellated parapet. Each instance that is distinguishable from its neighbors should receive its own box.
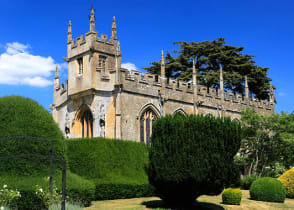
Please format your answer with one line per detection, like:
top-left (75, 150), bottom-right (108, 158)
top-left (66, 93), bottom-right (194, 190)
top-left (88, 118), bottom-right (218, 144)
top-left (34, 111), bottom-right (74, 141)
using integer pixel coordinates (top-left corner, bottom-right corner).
top-left (120, 69), bottom-right (275, 115)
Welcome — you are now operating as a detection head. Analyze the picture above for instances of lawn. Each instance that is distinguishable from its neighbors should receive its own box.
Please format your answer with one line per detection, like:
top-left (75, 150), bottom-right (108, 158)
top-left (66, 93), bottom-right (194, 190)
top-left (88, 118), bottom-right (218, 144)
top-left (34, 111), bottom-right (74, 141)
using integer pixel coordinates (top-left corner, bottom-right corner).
top-left (85, 190), bottom-right (294, 209)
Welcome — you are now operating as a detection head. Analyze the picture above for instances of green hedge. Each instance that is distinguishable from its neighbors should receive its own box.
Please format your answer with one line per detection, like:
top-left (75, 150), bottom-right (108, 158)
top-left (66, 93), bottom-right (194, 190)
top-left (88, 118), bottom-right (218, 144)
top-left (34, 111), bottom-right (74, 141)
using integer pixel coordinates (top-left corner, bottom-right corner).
top-left (222, 188), bottom-right (242, 205)
top-left (250, 177), bottom-right (286, 203)
top-left (147, 114), bottom-right (242, 206)
top-left (0, 96), bottom-right (66, 176)
top-left (0, 171), bottom-right (95, 209)
top-left (66, 138), bottom-right (154, 200)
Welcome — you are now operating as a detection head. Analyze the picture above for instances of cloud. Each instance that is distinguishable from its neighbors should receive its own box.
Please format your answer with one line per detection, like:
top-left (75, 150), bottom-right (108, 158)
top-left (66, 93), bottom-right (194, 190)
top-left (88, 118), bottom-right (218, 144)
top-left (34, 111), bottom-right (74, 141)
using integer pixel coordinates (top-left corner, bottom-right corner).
top-left (0, 42), bottom-right (56, 87)
top-left (121, 62), bottom-right (138, 71)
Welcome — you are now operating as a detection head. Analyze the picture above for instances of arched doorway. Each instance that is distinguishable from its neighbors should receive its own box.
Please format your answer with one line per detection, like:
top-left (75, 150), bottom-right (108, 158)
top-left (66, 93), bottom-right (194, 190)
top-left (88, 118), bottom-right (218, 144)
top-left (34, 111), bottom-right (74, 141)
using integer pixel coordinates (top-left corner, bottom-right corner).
top-left (140, 108), bottom-right (158, 144)
top-left (73, 105), bottom-right (93, 138)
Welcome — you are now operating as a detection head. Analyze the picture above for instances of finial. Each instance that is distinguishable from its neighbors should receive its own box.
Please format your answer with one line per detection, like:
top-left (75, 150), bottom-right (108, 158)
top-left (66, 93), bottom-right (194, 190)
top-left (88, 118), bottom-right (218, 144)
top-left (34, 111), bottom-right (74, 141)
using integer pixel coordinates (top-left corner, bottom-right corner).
top-left (67, 20), bottom-right (72, 42)
top-left (160, 50), bottom-right (165, 79)
top-left (68, 21), bottom-right (72, 33)
top-left (55, 64), bottom-right (59, 79)
top-left (89, 6), bottom-right (96, 32)
top-left (161, 50), bottom-right (165, 65)
top-left (112, 16), bottom-right (116, 28)
top-left (192, 59), bottom-right (196, 74)
top-left (111, 16), bottom-right (117, 40)
top-left (245, 75), bottom-right (249, 100)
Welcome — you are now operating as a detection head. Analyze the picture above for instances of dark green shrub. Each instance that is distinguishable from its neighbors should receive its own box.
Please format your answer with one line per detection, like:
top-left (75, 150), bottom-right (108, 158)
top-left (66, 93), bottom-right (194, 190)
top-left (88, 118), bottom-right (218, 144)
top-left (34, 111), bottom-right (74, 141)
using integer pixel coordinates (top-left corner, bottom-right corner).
top-left (94, 182), bottom-right (154, 200)
top-left (147, 114), bottom-right (242, 206)
top-left (0, 96), bottom-right (66, 175)
top-left (240, 175), bottom-right (258, 190)
top-left (222, 188), bottom-right (242, 205)
top-left (66, 138), bottom-right (154, 200)
top-left (250, 177), bottom-right (286, 202)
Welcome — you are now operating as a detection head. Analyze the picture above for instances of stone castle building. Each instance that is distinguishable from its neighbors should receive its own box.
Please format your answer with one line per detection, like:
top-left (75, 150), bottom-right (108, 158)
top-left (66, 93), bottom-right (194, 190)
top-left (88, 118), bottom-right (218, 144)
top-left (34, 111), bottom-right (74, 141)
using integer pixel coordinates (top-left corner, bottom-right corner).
top-left (51, 8), bottom-right (275, 142)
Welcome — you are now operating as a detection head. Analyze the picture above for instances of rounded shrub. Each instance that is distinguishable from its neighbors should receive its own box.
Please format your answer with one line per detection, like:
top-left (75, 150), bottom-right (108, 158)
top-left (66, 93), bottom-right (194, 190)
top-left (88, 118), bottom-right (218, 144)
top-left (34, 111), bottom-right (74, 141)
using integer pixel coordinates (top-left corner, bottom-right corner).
top-left (250, 177), bottom-right (286, 203)
top-left (222, 188), bottom-right (242, 205)
top-left (278, 167), bottom-right (294, 198)
top-left (0, 96), bottom-right (66, 175)
top-left (240, 175), bottom-right (258, 190)
top-left (147, 114), bottom-right (242, 206)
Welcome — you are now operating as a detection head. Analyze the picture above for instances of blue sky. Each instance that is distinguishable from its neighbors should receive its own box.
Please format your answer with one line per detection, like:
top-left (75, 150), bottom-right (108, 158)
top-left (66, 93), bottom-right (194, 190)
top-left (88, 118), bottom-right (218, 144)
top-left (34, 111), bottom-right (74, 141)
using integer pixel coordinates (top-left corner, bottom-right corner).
top-left (0, 0), bottom-right (293, 113)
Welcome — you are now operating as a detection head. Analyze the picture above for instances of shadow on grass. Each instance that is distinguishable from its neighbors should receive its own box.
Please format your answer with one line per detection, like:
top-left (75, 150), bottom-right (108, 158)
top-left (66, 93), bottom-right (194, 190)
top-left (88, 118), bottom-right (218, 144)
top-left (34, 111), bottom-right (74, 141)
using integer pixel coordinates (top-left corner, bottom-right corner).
top-left (142, 200), bottom-right (225, 210)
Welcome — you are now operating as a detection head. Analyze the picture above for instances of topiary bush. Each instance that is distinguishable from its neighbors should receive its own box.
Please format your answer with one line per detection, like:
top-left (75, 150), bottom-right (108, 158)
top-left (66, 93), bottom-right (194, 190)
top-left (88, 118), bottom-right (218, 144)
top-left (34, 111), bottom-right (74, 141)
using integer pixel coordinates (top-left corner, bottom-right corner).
top-left (147, 114), bottom-right (242, 206)
top-left (278, 167), bottom-right (294, 198)
top-left (222, 188), bottom-right (242, 205)
top-left (250, 177), bottom-right (286, 202)
top-left (0, 96), bottom-right (66, 175)
top-left (66, 138), bottom-right (155, 200)
top-left (240, 174), bottom-right (258, 190)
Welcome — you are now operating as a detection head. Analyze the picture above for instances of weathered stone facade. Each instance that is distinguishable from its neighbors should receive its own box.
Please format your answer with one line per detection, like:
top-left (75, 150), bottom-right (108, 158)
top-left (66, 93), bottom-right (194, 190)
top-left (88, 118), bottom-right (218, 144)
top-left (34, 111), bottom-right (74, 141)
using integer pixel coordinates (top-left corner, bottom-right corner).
top-left (51, 8), bottom-right (275, 142)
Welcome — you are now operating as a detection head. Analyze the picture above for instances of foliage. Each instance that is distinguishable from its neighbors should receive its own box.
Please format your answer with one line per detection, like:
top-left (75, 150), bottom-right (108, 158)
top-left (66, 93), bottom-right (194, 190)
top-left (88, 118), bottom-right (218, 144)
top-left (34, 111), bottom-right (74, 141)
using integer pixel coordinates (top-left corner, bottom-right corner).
top-left (240, 109), bottom-right (283, 176)
top-left (222, 188), bottom-right (242, 205)
top-left (66, 138), bottom-right (154, 200)
top-left (250, 177), bottom-right (286, 203)
top-left (0, 184), bottom-right (20, 208)
top-left (147, 114), bottom-right (242, 206)
top-left (94, 182), bottom-right (154, 200)
top-left (143, 38), bottom-right (272, 100)
top-left (0, 96), bottom-right (66, 175)
top-left (240, 109), bottom-right (294, 177)
top-left (0, 171), bottom-right (95, 208)
top-left (268, 112), bottom-right (294, 168)
top-left (240, 175), bottom-right (258, 190)
top-left (278, 167), bottom-right (294, 198)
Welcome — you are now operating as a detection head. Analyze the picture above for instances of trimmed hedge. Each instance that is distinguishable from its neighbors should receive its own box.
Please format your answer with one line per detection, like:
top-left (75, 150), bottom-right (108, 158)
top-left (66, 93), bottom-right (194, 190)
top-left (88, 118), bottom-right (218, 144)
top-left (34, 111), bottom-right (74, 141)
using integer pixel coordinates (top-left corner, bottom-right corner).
top-left (66, 138), bottom-right (154, 200)
top-left (147, 114), bottom-right (242, 206)
top-left (222, 188), bottom-right (242, 205)
top-left (250, 177), bottom-right (286, 203)
top-left (0, 96), bottom-right (66, 175)
top-left (94, 182), bottom-right (154, 200)
top-left (240, 175), bottom-right (258, 190)
top-left (278, 167), bottom-right (294, 198)
top-left (0, 171), bottom-right (95, 209)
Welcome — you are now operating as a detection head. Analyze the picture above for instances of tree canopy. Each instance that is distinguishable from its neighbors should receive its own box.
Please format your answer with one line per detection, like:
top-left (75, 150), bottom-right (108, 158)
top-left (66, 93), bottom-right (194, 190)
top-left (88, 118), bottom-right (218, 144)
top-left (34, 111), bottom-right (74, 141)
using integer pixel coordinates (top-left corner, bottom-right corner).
top-left (143, 38), bottom-right (273, 100)
top-left (239, 109), bottom-right (294, 177)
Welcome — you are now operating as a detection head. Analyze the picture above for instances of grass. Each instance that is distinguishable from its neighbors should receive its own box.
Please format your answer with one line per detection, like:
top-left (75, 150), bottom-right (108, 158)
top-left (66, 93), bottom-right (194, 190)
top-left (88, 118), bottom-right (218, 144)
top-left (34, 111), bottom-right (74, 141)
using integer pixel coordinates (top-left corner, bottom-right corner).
top-left (85, 190), bottom-right (294, 210)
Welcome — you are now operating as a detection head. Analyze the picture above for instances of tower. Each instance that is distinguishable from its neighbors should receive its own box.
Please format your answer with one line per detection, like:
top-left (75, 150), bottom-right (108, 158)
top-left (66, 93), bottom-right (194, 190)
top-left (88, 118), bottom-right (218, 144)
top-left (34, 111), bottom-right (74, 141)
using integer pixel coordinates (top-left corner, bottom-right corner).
top-left (65, 7), bottom-right (121, 96)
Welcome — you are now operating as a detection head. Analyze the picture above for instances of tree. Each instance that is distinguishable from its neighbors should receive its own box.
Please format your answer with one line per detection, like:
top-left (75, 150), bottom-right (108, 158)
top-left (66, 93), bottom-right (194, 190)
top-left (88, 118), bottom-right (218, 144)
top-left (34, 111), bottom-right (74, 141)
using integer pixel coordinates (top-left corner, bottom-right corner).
top-left (147, 114), bottom-right (241, 206)
top-left (240, 109), bottom-right (294, 177)
top-left (143, 38), bottom-right (273, 100)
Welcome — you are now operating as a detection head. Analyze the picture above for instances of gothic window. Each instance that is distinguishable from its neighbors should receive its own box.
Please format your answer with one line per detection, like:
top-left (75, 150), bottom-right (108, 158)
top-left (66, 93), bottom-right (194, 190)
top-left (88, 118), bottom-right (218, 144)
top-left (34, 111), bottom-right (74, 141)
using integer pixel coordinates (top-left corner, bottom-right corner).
top-left (98, 55), bottom-right (107, 73)
top-left (140, 109), bottom-right (158, 144)
top-left (173, 108), bottom-right (187, 117)
top-left (81, 109), bottom-right (93, 138)
top-left (77, 58), bottom-right (83, 75)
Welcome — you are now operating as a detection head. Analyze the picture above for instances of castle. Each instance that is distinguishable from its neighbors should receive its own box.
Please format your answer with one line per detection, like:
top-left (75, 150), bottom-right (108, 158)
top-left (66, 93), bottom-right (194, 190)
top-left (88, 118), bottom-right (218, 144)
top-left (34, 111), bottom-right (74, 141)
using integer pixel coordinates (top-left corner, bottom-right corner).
top-left (51, 8), bottom-right (275, 142)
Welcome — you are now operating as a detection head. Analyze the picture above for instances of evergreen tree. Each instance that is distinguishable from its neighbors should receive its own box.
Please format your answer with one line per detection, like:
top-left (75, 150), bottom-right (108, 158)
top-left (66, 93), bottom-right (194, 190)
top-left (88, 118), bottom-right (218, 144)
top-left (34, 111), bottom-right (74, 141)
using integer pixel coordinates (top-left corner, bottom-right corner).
top-left (143, 38), bottom-right (273, 100)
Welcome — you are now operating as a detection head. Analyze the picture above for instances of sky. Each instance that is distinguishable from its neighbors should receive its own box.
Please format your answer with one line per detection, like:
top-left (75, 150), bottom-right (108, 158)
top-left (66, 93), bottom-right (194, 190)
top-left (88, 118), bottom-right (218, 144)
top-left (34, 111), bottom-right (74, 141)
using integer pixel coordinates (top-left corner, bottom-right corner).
top-left (0, 0), bottom-right (293, 113)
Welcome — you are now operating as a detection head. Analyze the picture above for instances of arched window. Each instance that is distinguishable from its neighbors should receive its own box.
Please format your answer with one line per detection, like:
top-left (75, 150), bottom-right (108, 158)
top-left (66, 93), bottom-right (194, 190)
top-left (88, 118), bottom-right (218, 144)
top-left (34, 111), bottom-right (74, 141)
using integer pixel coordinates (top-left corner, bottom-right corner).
top-left (140, 109), bottom-right (158, 144)
top-left (81, 109), bottom-right (93, 138)
top-left (173, 108), bottom-right (187, 116)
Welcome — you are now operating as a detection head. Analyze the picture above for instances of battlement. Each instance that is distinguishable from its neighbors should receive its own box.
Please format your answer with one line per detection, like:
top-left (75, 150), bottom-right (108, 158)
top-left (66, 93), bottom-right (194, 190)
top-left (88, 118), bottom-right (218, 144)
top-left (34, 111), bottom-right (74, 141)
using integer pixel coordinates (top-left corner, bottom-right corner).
top-left (54, 80), bottom-right (68, 107)
top-left (121, 69), bottom-right (274, 112)
top-left (69, 32), bottom-right (116, 49)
